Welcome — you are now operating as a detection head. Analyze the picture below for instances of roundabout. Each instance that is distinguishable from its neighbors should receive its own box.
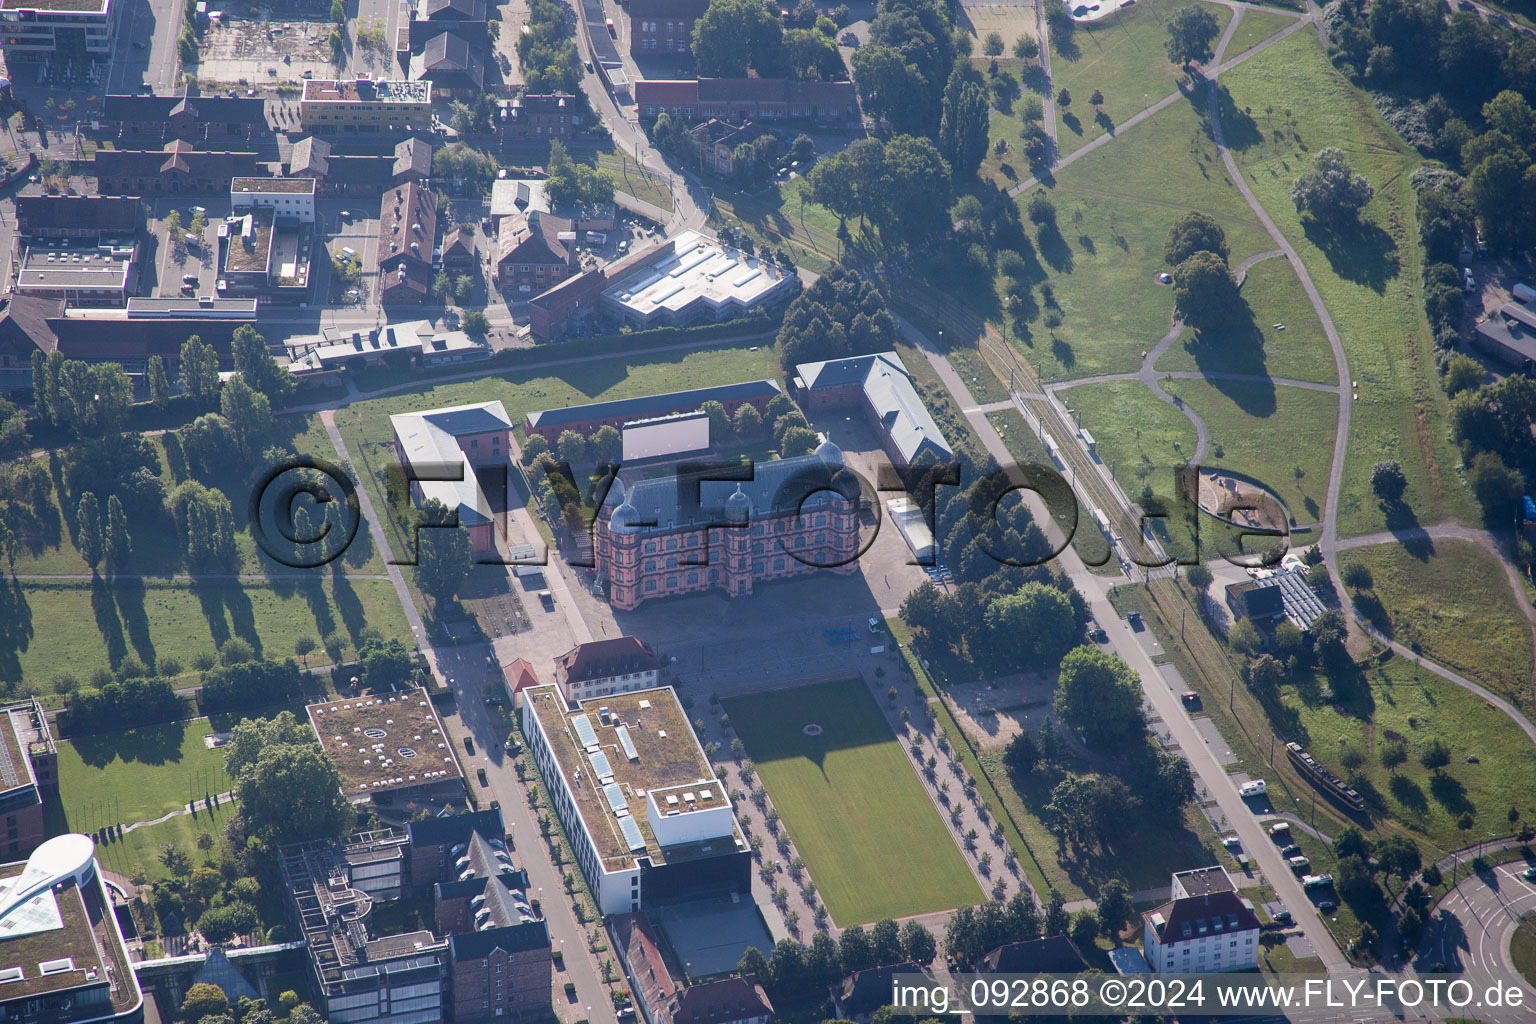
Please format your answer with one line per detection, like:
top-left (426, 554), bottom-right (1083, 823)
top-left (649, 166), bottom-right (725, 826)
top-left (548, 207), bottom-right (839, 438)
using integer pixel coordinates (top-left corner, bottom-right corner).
top-left (1417, 860), bottom-right (1536, 1023)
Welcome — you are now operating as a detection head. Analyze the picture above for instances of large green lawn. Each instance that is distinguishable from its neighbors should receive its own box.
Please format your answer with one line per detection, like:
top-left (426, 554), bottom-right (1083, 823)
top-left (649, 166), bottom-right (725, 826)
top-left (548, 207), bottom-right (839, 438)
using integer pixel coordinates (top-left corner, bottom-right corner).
top-left (1003, 95), bottom-right (1275, 381)
top-left (1163, 378), bottom-right (1337, 526)
top-left (725, 679), bottom-right (982, 925)
top-left (1221, 7), bottom-right (1301, 59)
top-left (95, 799), bottom-right (241, 886)
top-left (1154, 255), bottom-right (1338, 385)
top-left (1217, 31), bottom-right (1476, 536)
top-left (0, 576), bottom-right (408, 687)
top-left (1049, 0), bottom-right (1233, 158)
top-left (57, 717), bottom-right (230, 832)
top-left (1279, 656), bottom-right (1536, 855)
top-left (1346, 539), bottom-right (1535, 713)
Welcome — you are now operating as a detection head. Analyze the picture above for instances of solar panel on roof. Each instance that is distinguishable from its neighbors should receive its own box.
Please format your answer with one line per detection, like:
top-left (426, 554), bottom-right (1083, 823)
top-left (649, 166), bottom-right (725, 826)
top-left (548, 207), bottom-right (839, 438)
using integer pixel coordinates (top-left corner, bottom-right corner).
top-left (619, 815), bottom-right (646, 851)
top-left (589, 750), bottom-right (613, 780)
top-left (603, 782), bottom-right (627, 813)
top-left (615, 725), bottom-right (639, 761)
top-left (572, 714), bottom-right (598, 750)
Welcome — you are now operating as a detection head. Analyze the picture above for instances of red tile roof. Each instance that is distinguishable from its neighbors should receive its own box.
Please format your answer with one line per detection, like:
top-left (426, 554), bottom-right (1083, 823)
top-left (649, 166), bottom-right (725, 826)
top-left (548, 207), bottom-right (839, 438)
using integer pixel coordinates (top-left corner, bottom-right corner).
top-left (555, 637), bottom-right (658, 684)
top-left (1148, 890), bottom-right (1260, 943)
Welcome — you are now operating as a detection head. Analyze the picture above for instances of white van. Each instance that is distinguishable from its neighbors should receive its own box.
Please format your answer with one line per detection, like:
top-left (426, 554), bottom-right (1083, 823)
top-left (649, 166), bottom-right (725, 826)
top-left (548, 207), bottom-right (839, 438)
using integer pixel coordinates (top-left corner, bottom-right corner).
top-left (1239, 779), bottom-right (1267, 797)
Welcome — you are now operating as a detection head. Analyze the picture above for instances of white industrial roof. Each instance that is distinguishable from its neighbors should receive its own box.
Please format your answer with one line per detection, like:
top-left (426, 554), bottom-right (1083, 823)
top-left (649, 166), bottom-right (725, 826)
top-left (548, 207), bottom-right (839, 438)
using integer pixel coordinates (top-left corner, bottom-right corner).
top-left (388, 401), bottom-right (511, 527)
top-left (601, 231), bottom-right (792, 320)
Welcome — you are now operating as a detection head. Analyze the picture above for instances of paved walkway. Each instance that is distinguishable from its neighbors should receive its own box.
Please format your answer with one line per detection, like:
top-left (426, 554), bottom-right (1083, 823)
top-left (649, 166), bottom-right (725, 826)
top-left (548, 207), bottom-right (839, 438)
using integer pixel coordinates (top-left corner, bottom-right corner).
top-left (119, 791), bottom-right (236, 835)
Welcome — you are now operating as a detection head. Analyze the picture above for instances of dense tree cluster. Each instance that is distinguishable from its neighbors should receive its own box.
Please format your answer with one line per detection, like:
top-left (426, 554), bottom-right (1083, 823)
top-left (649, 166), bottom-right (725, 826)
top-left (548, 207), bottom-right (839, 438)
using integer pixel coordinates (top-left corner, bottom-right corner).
top-left (544, 141), bottom-right (617, 207)
top-left (226, 712), bottom-right (356, 844)
top-left (776, 266), bottom-right (897, 369)
top-left (939, 63), bottom-right (991, 180)
top-left (694, 0), bottom-right (789, 77)
top-left (517, 0), bottom-right (582, 92)
top-left (738, 917), bottom-right (935, 1002)
top-left (63, 666), bottom-right (182, 733)
top-left (1290, 147), bottom-right (1376, 225)
top-left (1449, 374), bottom-right (1535, 519)
top-left (199, 657), bottom-right (308, 714)
top-left (851, 0), bottom-right (957, 138)
top-left (943, 890), bottom-right (1052, 965)
top-left (411, 498), bottom-right (474, 607)
top-left (805, 135), bottom-right (953, 245)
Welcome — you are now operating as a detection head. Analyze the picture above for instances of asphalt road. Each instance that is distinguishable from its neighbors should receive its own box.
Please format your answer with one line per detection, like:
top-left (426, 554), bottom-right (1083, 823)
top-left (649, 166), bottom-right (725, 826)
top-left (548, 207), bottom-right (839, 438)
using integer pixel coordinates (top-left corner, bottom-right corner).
top-left (1418, 861), bottom-right (1536, 1024)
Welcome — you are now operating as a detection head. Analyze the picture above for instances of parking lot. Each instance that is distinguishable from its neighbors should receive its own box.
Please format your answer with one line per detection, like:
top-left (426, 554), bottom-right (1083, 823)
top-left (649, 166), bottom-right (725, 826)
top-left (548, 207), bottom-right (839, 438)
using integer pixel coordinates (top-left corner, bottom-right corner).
top-left (145, 197), bottom-right (221, 298)
top-left (317, 201), bottom-right (383, 306)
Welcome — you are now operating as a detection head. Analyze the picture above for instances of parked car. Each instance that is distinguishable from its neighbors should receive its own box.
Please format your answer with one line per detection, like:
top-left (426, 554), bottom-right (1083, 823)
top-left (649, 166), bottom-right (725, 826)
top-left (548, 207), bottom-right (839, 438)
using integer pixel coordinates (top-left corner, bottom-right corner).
top-left (1221, 835), bottom-right (1241, 849)
top-left (182, 273), bottom-right (199, 284)
top-left (1281, 843), bottom-right (1302, 858)
top-left (1272, 909), bottom-right (1293, 925)
top-left (1181, 690), bottom-right (1202, 709)
top-left (1523, 866), bottom-right (1536, 882)
top-left (1239, 779), bottom-right (1267, 797)
top-left (463, 736), bottom-right (475, 755)
top-left (1269, 821), bottom-right (1291, 837)
top-left (1317, 899), bottom-right (1337, 912)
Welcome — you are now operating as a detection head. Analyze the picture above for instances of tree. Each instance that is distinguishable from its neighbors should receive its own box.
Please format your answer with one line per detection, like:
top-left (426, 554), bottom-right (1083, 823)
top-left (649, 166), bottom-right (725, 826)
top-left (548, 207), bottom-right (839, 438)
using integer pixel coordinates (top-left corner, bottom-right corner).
top-left (30, 350), bottom-right (48, 423)
top-left (852, 44), bottom-right (924, 134)
top-left (231, 324), bottom-right (293, 405)
top-left (982, 31), bottom-right (1004, 56)
top-left (358, 637), bottom-right (417, 691)
top-left (1228, 617), bottom-right (1262, 657)
top-left (1165, 211), bottom-right (1230, 266)
top-left (939, 64), bottom-right (991, 180)
top-left (220, 375), bottom-right (273, 458)
top-left (785, 27), bottom-right (843, 81)
top-left (1340, 561), bottom-right (1373, 590)
top-left (1057, 88), bottom-right (1071, 108)
top-left (1185, 563), bottom-right (1214, 593)
top-left (590, 425), bottom-right (622, 465)
top-left (1165, 6), bottom-right (1221, 69)
top-left (733, 402), bottom-right (764, 438)
top-left (57, 360), bottom-right (132, 437)
top-left (1467, 450), bottom-right (1523, 517)
top-left (1070, 908), bottom-right (1100, 947)
top-left (557, 429), bottom-right (587, 464)
top-left (1089, 89), bottom-right (1103, 107)
top-left (1333, 825), bottom-right (1371, 861)
top-left (900, 919), bottom-right (937, 964)
top-left (413, 498), bottom-right (473, 607)
top-left (179, 335), bottom-right (221, 407)
top-left (1014, 35), bottom-right (1038, 60)
top-left (1443, 354), bottom-right (1484, 396)
top-left (1248, 654), bottom-right (1284, 697)
top-left (197, 900), bottom-right (259, 942)
top-left (231, 737), bottom-right (354, 844)
top-left (1370, 460), bottom-right (1407, 503)
top-left (1380, 740), bottom-right (1408, 771)
top-left (433, 271), bottom-right (453, 304)
top-left (460, 310), bottom-right (490, 340)
top-left (985, 582), bottom-right (1078, 664)
top-left (181, 983), bottom-right (229, 1022)
top-left (701, 400), bottom-right (732, 439)
top-left (1173, 250), bottom-right (1240, 330)
top-left (164, 209), bottom-right (183, 241)
top-left (1053, 646), bottom-right (1145, 745)
top-left (1398, 905), bottom-right (1425, 951)
top-left (1291, 147), bottom-right (1375, 225)
top-left (1096, 878), bottom-right (1133, 938)
top-left (106, 494), bottom-right (131, 571)
top-left (878, 135), bottom-right (952, 244)
top-left (147, 355), bottom-right (172, 411)
top-left (693, 0), bottom-right (786, 77)
top-left (76, 491), bottom-right (104, 571)
top-left (779, 425), bottom-right (819, 458)
top-left (454, 274), bottom-right (474, 305)
top-left (294, 635), bottom-right (317, 665)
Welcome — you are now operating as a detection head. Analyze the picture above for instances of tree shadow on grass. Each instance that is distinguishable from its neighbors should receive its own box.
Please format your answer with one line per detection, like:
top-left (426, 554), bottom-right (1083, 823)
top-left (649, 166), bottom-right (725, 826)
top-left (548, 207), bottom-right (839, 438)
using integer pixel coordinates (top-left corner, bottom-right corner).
top-left (112, 576), bottom-right (157, 671)
top-left (1185, 307), bottom-right (1278, 417)
top-left (1037, 222), bottom-right (1073, 273)
top-left (1389, 773), bottom-right (1429, 817)
top-left (190, 581), bottom-right (262, 657)
top-left (299, 577), bottom-right (339, 646)
top-left (331, 569), bottom-right (368, 643)
top-left (71, 718), bottom-right (189, 770)
top-left (0, 580), bottom-right (32, 685)
top-left (1353, 590), bottom-right (1392, 636)
top-left (1094, 110), bottom-right (1114, 136)
top-left (1203, 84), bottom-right (1263, 152)
top-left (1051, 335), bottom-right (1076, 368)
top-left (1382, 502), bottom-right (1433, 560)
top-left (91, 574), bottom-right (128, 668)
top-left (1060, 111), bottom-right (1083, 139)
top-left (1428, 769), bottom-right (1473, 818)
top-left (1301, 217), bottom-right (1399, 294)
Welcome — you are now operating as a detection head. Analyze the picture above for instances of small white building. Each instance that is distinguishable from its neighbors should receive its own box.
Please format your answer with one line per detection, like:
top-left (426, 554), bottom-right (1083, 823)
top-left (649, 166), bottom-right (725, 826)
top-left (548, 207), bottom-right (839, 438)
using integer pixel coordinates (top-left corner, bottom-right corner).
top-left (1143, 866), bottom-right (1261, 973)
top-left (553, 637), bottom-right (661, 705)
top-left (231, 176), bottom-right (317, 224)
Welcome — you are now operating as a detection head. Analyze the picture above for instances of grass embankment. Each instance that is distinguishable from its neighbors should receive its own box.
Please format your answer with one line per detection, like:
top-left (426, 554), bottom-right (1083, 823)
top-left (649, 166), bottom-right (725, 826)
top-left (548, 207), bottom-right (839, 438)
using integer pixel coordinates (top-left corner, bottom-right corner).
top-left (1218, 31), bottom-right (1477, 537)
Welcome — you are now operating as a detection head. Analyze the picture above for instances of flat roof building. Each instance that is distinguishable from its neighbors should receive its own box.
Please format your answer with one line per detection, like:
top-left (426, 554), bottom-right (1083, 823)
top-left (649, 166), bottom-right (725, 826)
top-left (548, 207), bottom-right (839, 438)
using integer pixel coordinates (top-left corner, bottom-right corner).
top-left (525, 380), bottom-right (781, 441)
top-left (306, 689), bottom-right (466, 811)
top-left (0, 700), bottom-right (55, 861)
top-left (520, 684), bottom-right (750, 916)
top-left (0, 0), bottom-right (117, 58)
top-left (217, 208), bottom-right (312, 301)
top-left (301, 78), bottom-right (433, 134)
top-left (14, 239), bottom-right (139, 309)
top-left (231, 177), bottom-right (317, 224)
top-left (287, 319), bottom-right (490, 380)
top-left (0, 834), bottom-right (144, 1023)
top-left (1145, 866), bottom-right (1260, 974)
top-left (600, 231), bottom-right (797, 330)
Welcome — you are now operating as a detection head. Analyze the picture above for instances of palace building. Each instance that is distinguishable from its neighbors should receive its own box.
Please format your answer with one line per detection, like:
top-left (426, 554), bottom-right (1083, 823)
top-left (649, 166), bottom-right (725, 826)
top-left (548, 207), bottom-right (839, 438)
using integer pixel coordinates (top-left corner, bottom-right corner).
top-left (592, 441), bottom-right (860, 611)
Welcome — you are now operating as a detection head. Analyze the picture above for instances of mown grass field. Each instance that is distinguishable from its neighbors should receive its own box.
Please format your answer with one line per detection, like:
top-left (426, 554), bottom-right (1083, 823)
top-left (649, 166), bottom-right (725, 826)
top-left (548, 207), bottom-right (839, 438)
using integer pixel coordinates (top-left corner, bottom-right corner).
top-left (1, 576), bottom-right (408, 687)
top-left (96, 800), bottom-right (241, 885)
top-left (1217, 31), bottom-right (1476, 536)
top-left (711, 176), bottom-right (848, 275)
top-left (593, 148), bottom-right (674, 213)
top-left (58, 717), bottom-right (230, 831)
top-left (1000, 95), bottom-right (1275, 381)
top-left (1221, 7), bottom-right (1301, 58)
top-left (1048, 0), bottom-right (1234, 158)
top-left (1346, 539), bottom-right (1535, 712)
top-left (1163, 377), bottom-right (1337, 525)
top-left (725, 678), bottom-right (982, 925)
top-left (1153, 255), bottom-right (1338, 385)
